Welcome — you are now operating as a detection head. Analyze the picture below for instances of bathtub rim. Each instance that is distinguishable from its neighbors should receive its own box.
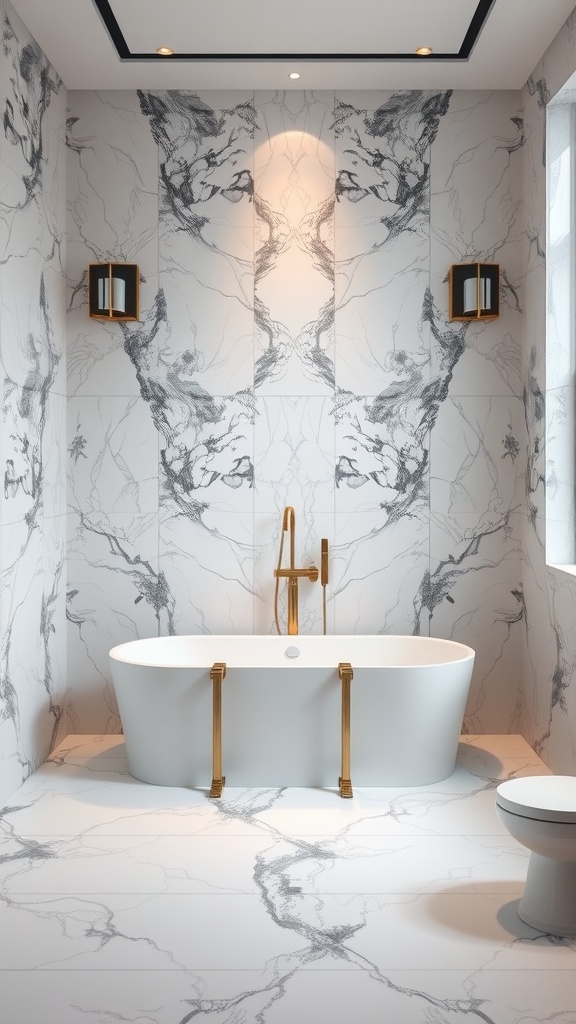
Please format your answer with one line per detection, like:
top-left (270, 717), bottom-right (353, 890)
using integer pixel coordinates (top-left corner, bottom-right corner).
top-left (109, 633), bottom-right (475, 671)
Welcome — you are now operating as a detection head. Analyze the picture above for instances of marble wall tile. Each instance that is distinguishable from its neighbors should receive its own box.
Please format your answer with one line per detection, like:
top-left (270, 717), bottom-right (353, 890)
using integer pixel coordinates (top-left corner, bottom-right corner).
top-left (159, 509), bottom-right (254, 635)
top-left (533, 7), bottom-right (576, 104)
top-left (333, 91), bottom-right (436, 399)
top-left (335, 393), bottom-right (429, 517)
top-left (334, 245), bottom-right (429, 398)
top-left (539, 566), bottom-right (576, 771)
top-left (429, 91), bottom-right (524, 402)
top-left (0, 0), bottom-right (68, 805)
top-left (67, 510), bottom-right (160, 608)
top-left (152, 90), bottom-right (256, 397)
top-left (41, 514), bottom-right (68, 736)
top-left (159, 392), bottom-right (254, 516)
top-left (525, 564), bottom-right (576, 772)
top-left (521, 514), bottom-right (551, 752)
top-left (430, 396), bottom-right (524, 516)
top-left (428, 511), bottom-right (523, 733)
top-left (333, 510), bottom-right (430, 636)
top-left (67, 510), bottom-right (160, 731)
top-left (66, 90), bottom-right (160, 279)
top-left (0, 520), bottom-right (46, 791)
top-left (430, 92), bottom-right (523, 269)
top-left (43, 392), bottom-right (67, 521)
top-left (0, 518), bottom-right (65, 794)
top-left (66, 90), bottom-right (159, 398)
top-left (255, 396), bottom-right (334, 514)
top-left (68, 396), bottom-right (159, 516)
top-left (254, 91), bottom-right (335, 396)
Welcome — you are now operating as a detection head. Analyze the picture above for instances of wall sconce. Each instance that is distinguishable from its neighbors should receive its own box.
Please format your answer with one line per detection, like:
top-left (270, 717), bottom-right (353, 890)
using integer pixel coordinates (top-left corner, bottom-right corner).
top-left (449, 263), bottom-right (499, 321)
top-left (89, 263), bottom-right (139, 321)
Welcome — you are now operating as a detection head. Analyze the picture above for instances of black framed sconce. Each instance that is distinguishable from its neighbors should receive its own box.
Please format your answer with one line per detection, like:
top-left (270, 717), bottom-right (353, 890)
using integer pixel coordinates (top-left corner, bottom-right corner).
top-left (449, 262), bottom-right (499, 321)
top-left (88, 263), bottom-right (139, 321)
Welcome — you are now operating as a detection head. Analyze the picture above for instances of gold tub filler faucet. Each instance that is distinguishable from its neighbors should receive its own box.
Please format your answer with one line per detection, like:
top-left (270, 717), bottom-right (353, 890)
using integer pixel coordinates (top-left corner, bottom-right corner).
top-left (207, 508), bottom-right (349, 799)
top-left (273, 506), bottom-right (329, 635)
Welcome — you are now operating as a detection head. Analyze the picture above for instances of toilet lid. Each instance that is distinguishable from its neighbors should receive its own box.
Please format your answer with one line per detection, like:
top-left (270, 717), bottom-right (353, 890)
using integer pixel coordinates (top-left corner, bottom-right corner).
top-left (496, 775), bottom-right (576, 822)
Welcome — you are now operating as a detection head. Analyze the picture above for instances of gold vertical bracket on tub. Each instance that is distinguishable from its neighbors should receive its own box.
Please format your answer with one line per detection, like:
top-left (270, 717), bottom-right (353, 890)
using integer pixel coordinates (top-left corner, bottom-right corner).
top-left (338, 662), bottom-right (353, 798)
top-left (209, 662), bottom-right (227, 798)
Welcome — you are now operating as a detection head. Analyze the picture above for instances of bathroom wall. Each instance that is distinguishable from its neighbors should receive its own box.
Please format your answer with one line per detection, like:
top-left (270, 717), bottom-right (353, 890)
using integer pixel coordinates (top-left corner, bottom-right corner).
top-left (520, 10), bottom-right (576, 772)
top-left (66, 86), bottom-right (526, 734)
top-left (0, 0), bottom-right (572, 781)
top-left (0, 0), bottom-right (68, 804)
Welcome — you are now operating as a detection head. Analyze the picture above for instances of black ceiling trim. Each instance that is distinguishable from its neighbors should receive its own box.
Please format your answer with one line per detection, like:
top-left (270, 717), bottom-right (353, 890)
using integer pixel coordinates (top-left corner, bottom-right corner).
top-left (93, 0), bottom-right (131, 59)
top-left (92, 0), bottom-right (496, 63)
top-left (459, 0), bottom-right (497, 59)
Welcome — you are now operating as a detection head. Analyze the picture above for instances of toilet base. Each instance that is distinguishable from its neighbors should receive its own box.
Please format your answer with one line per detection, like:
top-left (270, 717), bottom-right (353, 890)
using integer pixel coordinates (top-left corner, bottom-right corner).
top-left (518, 853), bottom-right (576, 936)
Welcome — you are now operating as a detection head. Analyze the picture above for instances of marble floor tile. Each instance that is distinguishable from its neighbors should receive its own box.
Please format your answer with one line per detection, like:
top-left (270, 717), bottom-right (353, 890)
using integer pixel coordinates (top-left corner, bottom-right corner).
top-left (0, 893), bottom-right (306, 971)
top-left (2, 967), bottom-right (576, 1024)
top-left (0, 832), bottom-right (527, 897)
top-left (0, 765), bottom-right (273, 837)
top-left (255, 774), bottom-right (533, 837)
top-left (276, 834), bottom-right (529, 895)
top-left (0, 833), bottom-right (278, 895)
top-left (0, 734), bottom-right (574, 1024)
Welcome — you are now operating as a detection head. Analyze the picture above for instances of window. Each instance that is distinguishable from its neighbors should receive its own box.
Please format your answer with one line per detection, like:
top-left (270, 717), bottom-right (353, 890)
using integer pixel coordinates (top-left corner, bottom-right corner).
top-left (546, 100), bottom-right (576, 568)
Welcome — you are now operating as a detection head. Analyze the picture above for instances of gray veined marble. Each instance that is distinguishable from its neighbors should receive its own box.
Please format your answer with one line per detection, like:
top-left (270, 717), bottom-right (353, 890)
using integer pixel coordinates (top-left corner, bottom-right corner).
top-left (0, 733), bottom-right (575, 1023)
top-left (2, 0), bottom-right (576, 922)
top-left (0, 0), bottom-right (67, 807)
top-left (62, 84), bottom-right (531, 733)
top-left (254, 91), bottom-right (336, 395)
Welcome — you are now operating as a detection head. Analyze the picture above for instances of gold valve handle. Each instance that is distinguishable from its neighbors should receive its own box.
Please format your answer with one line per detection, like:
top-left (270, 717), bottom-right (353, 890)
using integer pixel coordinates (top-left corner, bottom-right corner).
top-left (274, 567), bottom-right (319, 581)
top-left (321, 539), bottom-right (329, 586)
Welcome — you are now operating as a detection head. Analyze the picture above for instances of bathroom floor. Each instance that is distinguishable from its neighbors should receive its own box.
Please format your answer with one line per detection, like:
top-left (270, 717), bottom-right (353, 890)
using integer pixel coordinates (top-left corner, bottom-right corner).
top-left (0, 735), bottom-right (575, 1023)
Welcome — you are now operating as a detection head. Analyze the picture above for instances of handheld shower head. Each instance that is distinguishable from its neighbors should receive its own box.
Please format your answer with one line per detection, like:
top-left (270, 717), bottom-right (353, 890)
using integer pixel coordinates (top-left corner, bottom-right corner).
top-left (321, 538), bottom-right (329, 587)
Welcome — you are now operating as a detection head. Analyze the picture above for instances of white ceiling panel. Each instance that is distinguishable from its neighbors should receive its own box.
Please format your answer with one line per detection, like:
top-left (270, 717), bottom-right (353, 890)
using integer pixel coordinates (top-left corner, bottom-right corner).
top-left (117, 0), bottom-right (475, 57)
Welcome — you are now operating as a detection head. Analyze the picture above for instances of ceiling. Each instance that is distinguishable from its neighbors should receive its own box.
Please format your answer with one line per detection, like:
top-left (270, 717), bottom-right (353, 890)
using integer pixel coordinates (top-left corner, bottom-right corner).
top-left (9, 0), bottom-right (576, 91)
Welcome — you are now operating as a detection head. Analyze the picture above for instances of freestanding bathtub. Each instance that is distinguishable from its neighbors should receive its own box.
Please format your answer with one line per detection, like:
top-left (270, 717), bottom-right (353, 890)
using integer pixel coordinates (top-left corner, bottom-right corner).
top-left (109, 634), bottom-right (474, 789)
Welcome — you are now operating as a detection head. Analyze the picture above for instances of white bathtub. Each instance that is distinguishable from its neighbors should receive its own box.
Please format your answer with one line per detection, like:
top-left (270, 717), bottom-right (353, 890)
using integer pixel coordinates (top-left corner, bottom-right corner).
top-left (109, 634), bottom-right (474, 789)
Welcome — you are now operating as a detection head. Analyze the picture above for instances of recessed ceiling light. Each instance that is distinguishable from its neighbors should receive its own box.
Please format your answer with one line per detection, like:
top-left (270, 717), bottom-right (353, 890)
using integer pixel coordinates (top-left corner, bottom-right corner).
top-left (289, 72), bottom-right (301, 80)
top-left (157, 47), bottom-right (174, 56)
top-left (415, 46), bottom-right (433, 56)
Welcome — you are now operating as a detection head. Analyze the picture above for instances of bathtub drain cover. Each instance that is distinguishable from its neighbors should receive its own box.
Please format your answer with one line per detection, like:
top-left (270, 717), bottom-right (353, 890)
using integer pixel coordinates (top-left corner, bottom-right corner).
top-left (285, 646), bottom-right (300, 658)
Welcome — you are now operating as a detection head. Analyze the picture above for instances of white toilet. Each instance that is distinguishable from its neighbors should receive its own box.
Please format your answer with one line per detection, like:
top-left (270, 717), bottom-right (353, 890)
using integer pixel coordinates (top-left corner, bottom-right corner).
top-left (496, 775), bottom-right (576, 935)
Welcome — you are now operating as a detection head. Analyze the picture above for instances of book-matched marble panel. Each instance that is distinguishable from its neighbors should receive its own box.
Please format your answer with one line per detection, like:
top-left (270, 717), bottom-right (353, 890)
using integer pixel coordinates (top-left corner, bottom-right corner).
top-left (64, 86), bottom-right (526, 736)
top-left (254, 91), bottom-right (335, 396)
